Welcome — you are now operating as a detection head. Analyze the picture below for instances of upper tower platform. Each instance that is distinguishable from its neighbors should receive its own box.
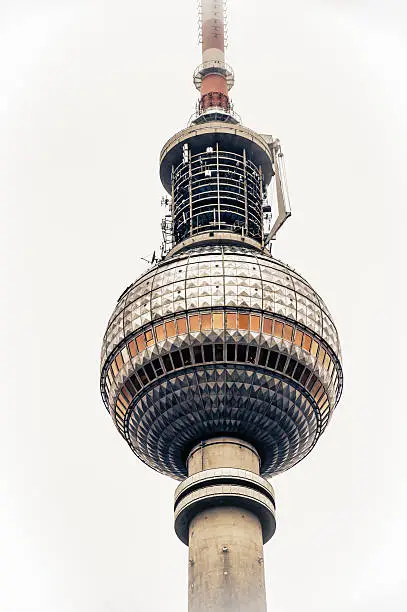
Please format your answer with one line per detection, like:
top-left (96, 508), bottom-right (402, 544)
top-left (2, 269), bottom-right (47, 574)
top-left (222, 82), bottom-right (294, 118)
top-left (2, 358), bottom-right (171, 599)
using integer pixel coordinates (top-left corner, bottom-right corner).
top-left (159, 122), bottom-right (275, 251)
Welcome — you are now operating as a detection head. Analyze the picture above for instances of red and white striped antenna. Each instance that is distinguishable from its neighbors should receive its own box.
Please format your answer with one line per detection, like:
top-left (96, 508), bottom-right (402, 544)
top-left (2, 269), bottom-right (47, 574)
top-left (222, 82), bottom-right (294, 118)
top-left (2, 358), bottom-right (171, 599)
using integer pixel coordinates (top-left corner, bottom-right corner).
top-left (194, 0), bottom-right (234, 114)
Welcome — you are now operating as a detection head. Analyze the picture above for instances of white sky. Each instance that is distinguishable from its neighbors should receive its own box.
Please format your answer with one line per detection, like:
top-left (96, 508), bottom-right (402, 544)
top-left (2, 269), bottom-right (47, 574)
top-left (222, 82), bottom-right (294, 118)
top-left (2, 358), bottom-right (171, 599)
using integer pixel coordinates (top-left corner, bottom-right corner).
top-left (1, 0), bottom-right (407, 610)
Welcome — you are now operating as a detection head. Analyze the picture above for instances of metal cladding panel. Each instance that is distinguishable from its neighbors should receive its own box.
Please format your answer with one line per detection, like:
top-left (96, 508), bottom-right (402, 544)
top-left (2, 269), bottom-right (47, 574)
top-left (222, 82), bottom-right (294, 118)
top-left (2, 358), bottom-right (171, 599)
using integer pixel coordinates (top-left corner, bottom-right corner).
top-left (100, 245), bottom-right (342, 479)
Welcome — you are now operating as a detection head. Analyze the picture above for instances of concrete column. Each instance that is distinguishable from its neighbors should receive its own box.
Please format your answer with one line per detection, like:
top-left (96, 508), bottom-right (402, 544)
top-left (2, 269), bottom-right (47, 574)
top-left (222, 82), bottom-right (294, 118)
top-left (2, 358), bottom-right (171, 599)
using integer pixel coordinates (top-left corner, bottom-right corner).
top-left (186, 438), bottom-right (268, 612)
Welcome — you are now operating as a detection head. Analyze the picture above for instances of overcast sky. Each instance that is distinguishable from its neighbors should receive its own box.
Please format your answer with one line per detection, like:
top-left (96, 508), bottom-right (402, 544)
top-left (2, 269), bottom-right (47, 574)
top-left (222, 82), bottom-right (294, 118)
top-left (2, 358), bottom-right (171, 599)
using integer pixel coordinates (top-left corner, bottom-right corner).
top-left (1, 0), bottom-right (407, 610)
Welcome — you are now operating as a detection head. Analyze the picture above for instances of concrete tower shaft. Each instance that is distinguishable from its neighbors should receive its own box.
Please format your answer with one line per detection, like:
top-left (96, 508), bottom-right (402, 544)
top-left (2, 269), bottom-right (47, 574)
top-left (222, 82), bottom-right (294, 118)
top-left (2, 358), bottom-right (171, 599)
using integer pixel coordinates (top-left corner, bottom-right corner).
top-left (174, 438), bottom-right (275, 612)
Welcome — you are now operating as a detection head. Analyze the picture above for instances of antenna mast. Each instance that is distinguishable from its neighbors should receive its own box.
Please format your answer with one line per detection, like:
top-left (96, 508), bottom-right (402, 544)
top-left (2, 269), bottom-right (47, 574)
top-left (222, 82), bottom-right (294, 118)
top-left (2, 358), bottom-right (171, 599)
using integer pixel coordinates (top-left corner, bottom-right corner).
top-left (194, 0), bottom-right (234, 114)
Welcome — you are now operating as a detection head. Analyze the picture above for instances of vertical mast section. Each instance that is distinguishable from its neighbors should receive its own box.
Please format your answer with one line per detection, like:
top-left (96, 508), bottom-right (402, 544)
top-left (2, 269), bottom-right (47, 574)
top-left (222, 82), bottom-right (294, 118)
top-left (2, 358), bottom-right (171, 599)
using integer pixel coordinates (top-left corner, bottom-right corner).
top-left (195, 0), bottom-right (235, 114)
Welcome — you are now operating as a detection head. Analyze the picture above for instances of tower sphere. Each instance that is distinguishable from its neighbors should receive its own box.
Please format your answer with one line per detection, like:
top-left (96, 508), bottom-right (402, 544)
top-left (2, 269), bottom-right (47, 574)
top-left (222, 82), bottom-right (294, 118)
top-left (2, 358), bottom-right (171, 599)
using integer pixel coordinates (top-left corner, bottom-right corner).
top-left (100, 242), bottom-right (342, 480)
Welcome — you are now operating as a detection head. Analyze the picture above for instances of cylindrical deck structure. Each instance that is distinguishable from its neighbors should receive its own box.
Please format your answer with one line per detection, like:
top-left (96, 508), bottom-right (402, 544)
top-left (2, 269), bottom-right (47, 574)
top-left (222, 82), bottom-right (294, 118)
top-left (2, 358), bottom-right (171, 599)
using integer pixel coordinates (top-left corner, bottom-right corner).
top-left (174, 438), bottom-right (274, 612)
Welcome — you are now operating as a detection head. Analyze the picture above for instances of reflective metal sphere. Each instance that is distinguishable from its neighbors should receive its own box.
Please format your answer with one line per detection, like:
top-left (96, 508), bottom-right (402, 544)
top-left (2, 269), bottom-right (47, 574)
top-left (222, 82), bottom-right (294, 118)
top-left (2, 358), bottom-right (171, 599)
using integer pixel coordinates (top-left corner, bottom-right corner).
top-left (100, 244), bottom-right (342, 480)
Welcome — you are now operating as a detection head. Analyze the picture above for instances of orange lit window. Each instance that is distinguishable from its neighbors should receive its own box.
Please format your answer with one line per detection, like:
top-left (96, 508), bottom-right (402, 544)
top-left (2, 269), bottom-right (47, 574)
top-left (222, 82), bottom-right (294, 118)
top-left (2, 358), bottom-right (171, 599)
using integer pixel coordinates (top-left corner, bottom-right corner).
top-left (201, 314), bottom-right (212, 330)
top-left (177, 317), bottom-right (187, 334)
top-left (283, 324), bottom-right (294, 342)
top-left (128, 340), bottom-right (137, 357)
top-left (250, 315), bottom-right (261, 332)
top-left (311, 381), bottom-right (321, 396)
top-left (118, 393), bottom-right (129, 409)
top-left (315, 386), bottom-right (324, 403)
top-left (116, 401), bottom-right (126, 417)
top-left (165, 321), bottom-right (176, 337)
top-left (303, 334), bottom-right (312, 352)
top-left (324, 354), bottom-right (331, 369)
top-left (263, 317), bottom-right (273, 335)
top-left (112, 360), bottom-right (119, 376)
top-left (318, 394), bottom-right (328, 409)
top-left (145, 329), bottom-right (154, 346)
top-left (318, 348), bottom-right (325, 364)
top-left (213, 312), bottom-right (224, 329)
top-left (238, 313), bottom-right (249, 330)
top-left (155, 325), bottom-right (165, 342)
top-left (136, 334), bottom-right (146, 352)
top-left (311, 340), bottom-right (319, 356)
top-left (189, 315), bottom-right (200, 332)
top-left (121, 386), bottom-right (132, 403)
top-left (274, 321), bottom-right (283, 338)
top-left (115, 353), bottom-right (123, 370)
top-left (226, 313), bottom-right (237, 329)
top-left (294, 330), bottom-right (303, 347)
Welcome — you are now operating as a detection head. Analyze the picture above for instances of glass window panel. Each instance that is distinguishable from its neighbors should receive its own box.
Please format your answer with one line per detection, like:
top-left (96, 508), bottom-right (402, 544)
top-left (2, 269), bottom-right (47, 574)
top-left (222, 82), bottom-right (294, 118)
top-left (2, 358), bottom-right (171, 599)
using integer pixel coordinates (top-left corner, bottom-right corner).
top-left (311, 381), bottom-right (321, 396)
top-left (136, 334), bottom-right (146, 352)
top-left (329, 360), bottom-right (335, 376)
top-left (162, 354), bottom-right (174, 371)
top-left (138, 368), bottom-right (148, 385)
top-left (177, 317), bottom-right (187, 334)
top-left (213, 313), bottom-right (224, 329)
top-left (311, 340), bottom-right (319, 356)
top-left (318, 394), bottom-right (328, 408)
top-left (303, 334), bottom-right (312, 352)
top-left (201, 314), bottom-right (212, 330)
top-left (250, 315), bottom-right (261, 332)
top-left (294, 330), bottom-right (303, 347)
top-left (318, 348), bottom-right (325, 364)
top-left (283, 324), bottom-right (294, 342)
top-left (226, 344), bottom-right (235, 360)
top-left (189, 315), bottom-right (200, 332)
top-left (172, 351), bottom-right (183, 369)
top-left (263, 317), bottom-right (273, 335)
top-left (226, 313), bottom-right (237, 329)
top-left (145, 363), bottom-right (155, 381)
top-left (237, 344), bottom-right (247, 362)
top-left (258, 348), bottom-right (268, 366)
top-left (215, 344), bottom-right (224, 361)
top-left (112, 360), bottom-right (119, 376)
top-left (324, 354), bottom-right (331, 369)
top-left (193, 346), bottom-right (203, 363)
top-left (118, 393), bottom-right (129, 408)
top-left (121, 386), bottom-right (132, 403)
top-left (293, 363), bottom-right (305, 382)
top-left (203, 344), bottom-right (213, 362)
top-left (165, 321), bottom-right (176, 338)
top-left (274, 321), bottom-right (283, 337)
top-left (300, 368), bottom-right (311, 386)
top-left (128, 340), bottom-right (137, 357)
top-left (181, 348), bottom-right (192, 366)
top-left (145, 329), bottom-right (154, 346)
top-left (276, 354), bottom-right (287, 372)
top-left (307, 374), bottom-right (317, 391)
top-left (125, 380), bottom-right (136, 397)
top-left (116, 401), bottom-right (126, 417)
top-left (238, 313), bottom-right (249, 330)
top-left (267, 351), bottom-right (278, 369)
top-left (247, 346), bottom-right (257, 363)
top-left (121, 347), bottom-right (130, 364)
top-left (285, 359), bottom-right (296, 377)
top-left (115, 353), bottom-right (124, 370)
top-left (152, 358), bottom-right (163, 376)
top-left (155, 324), bottom-right (165, 342)
top-left (130, 374), bottom-right (142, 392)
top-left (315, 386), bottom-right (324, 403)
top-left (107, 369), bottom-right (114, 385)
